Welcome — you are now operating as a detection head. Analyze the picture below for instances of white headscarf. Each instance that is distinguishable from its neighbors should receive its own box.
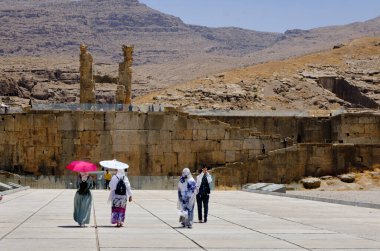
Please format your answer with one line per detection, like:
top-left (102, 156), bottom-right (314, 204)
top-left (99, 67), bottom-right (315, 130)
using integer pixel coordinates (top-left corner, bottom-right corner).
top-left (116, 169), bottom-right (125, 178)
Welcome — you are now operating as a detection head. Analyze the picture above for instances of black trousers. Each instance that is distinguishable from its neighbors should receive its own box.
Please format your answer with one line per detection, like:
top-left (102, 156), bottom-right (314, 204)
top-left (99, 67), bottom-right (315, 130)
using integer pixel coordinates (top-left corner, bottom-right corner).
top-left (196, 193), bottom-right (209, 221)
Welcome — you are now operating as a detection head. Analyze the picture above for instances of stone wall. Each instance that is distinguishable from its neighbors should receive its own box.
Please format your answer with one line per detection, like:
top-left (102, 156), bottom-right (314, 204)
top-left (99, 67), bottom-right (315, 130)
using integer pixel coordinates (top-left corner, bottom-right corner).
top-left (0, 110), bottom-right (281, 176)
top-left (203, 115), bottom-right (332, 143)
top-left (1, 110), bottom-right (379, 185)
top-left (211, 143), bottom-right (380, 186)
top-left (331, 113), bottom-right (380, 144)
top-left (205, 113), bottom-right (380, 144)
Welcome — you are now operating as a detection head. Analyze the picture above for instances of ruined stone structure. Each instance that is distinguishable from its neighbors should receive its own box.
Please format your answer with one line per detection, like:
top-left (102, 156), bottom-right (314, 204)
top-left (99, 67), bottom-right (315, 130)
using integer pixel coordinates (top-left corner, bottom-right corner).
top-left (0, 110), bottom-right (379, 186)
top-left (118, 45), bottom-right (134, 104)
top-left (79, 44), bottom-right (96, 104)
top-left (115, 85), bottom-right (126, 104)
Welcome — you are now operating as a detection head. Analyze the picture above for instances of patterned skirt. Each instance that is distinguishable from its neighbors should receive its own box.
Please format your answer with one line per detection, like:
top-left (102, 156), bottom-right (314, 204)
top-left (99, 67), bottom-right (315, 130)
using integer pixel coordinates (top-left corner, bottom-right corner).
top-left (111, 195), bottom-right (128, 224)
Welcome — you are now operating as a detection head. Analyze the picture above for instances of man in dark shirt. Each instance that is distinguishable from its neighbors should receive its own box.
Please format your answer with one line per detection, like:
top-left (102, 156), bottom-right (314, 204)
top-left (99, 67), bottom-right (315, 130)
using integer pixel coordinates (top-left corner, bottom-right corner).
top-left (196, 165), bottom-right (212, 223)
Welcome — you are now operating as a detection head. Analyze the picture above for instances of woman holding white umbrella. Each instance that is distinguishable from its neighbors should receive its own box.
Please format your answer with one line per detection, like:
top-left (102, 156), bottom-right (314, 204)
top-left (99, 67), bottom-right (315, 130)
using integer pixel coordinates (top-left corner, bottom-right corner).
top-left (100, 160), bottom-right (133, 227)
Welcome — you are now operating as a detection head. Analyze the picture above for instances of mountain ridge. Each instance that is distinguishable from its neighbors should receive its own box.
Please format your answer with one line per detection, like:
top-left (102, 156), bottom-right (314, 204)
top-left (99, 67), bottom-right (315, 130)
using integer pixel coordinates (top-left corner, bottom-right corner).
top-left (0, 0), bottom-right (380, 108)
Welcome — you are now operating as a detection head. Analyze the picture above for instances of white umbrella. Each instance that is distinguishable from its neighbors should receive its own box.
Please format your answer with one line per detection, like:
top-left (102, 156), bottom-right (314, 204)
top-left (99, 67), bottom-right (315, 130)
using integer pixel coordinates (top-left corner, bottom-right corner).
top-left (100, 159), bottom-right (129, 170)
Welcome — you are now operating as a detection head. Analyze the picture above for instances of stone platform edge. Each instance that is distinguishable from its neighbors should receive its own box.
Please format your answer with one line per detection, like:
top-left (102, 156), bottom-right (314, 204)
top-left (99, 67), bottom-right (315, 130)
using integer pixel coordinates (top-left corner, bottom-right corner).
top-left (0, 186), bottom-right (30, 195)
top-left (243, 188), bottom-right (380, 210)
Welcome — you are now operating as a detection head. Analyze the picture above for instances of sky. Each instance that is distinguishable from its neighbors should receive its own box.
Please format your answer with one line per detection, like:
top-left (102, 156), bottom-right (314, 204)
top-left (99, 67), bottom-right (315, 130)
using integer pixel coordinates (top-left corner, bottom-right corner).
top-left (139, 0), bottom-right (380, 33)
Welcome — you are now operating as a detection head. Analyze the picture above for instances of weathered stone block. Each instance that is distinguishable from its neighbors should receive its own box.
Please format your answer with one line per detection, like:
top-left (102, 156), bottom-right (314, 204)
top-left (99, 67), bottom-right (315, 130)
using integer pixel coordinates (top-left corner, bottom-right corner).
top-left (147, 154), bottom-right (165, 174)
top-left (301, 177), bottom-right (321, 189)
top-left (113, 144), bottom-right (140, 154)
top-left (73, 112), bottom-right (87, 131)
top-left (80, 131), bottom-right (100, 145)
top-left (159, 130), bottom-right (172, 143)
top-left (146, 113), bottom-right (165, 130)
top-left (221, 140), bottom-right (243, 151)
top-left (111, 130), bottom-right (148, 145)
top-left (164, 152), bottom-right (178, 175)
top-left (147, 145), bottom-right (164, 155)
top-left (104, 112), bottom-right (116, 130)
top-left (3, 115), bottom-right (15, 131)
top-left (47, 132), bottom-right (60, 147)
top-left (32, 129), bottom-right (47, 145)
top-left (364, 124), bottom-right (378, 134)
top-left (173, 130), bottom-right (193, 140)
top-left (93, 113), bottom-right (105, 131)
top-left (191, 140), bottom-right (220, 152)
top-left (33, 114), bottom-right (55, 129)
top-left (156, 141), bottom-right (173, 154)
top-left (177, 152), bottom-right (196, 170)
top-left (249, 149), bottom-right (261, 159)
top-left (227, 128), bottom-right (251, 140)
top-left (349, 125), bottom-right (365, 134)
top-left (189, 118), bottom-right (211, 130)
top-left (207, 128), bottom-right (226, 140)
top-left (197, 152), bottom-right (213, 166)
top-left (13, 114), bottom-right (32, 132)
top-left (358, 116), bottom-right (376, 124)
top-left (147, 130), bottom-right (161, 145)
top-left (79, 113), bottom-right (94, 131)
top-left (211, 151), bottom-right (226, 164)
top-left (225, 151), bottom-right (236, 162)
top-left (114, 112), bottom-right (144, 130)
top-left (243, 138), bottom-right (261, 150)
top-left (193, 130), bottom-right (207, 140)
top-left (169, 114), bottom-right (188, 131)
top-left (57, 112), bottom-right (75, 131)
top-left (172, 140), bottom-right (192, 153)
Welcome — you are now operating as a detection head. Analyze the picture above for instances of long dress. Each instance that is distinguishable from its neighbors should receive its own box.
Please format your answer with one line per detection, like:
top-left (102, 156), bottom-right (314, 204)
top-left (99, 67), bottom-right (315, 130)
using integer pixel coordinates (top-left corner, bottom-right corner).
top-left (109, 172), bottom-right (132, 225)
top-left (73, 176), bottom-right (93, 226)
top-left (178, 168), bottom-right (197, 227)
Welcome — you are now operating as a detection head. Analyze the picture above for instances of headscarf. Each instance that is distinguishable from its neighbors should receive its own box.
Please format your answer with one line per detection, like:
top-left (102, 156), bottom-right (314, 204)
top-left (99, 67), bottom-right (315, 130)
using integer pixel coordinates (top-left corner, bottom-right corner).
top-left (115, 169), bottom-right (125, 178)
top-left (177, 168), bottom-right (197, 210)
top-left (80, 172), bottom-right (89, 182)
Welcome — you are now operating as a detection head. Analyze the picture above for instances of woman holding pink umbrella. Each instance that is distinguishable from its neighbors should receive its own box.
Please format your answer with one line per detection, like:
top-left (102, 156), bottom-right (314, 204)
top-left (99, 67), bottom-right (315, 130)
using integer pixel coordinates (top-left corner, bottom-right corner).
top-left (66, 161), bottom-right (97, 227)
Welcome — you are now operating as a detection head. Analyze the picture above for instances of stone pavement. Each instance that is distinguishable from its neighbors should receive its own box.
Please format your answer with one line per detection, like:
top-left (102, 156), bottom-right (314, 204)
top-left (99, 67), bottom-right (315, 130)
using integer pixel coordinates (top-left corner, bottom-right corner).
top-left (1, 189), bottom-right (380, 251)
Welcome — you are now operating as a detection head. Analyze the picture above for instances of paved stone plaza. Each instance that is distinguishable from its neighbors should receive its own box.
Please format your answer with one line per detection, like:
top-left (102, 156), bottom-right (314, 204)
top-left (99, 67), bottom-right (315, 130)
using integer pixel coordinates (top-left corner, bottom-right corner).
top-left (1, 189), bottom-right (380, 251)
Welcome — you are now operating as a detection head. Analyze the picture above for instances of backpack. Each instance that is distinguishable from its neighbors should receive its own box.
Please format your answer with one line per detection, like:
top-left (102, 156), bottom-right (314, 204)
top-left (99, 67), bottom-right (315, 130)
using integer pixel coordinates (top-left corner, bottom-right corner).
top-left (78, 180), bottom-right (90, 195)
top-left (115, 176), bottom-right (127, 195)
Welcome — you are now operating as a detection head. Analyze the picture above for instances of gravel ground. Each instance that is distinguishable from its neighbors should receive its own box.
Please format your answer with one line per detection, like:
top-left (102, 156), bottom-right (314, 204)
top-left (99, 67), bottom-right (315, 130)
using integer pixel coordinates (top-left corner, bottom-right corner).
top-left (288, 190), bottom-right (380, 205)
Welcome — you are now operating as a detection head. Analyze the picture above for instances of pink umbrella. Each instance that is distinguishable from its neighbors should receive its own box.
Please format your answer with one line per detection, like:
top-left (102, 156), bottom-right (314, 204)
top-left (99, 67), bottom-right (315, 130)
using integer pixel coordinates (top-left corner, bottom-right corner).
top-left (66, 160), bottom-right (97, 172)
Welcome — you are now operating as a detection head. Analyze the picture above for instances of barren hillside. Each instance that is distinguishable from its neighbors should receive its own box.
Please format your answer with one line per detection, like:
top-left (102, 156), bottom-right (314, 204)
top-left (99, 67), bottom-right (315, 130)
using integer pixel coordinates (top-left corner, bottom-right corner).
top-left (134, 37), bottom-right (380, 111)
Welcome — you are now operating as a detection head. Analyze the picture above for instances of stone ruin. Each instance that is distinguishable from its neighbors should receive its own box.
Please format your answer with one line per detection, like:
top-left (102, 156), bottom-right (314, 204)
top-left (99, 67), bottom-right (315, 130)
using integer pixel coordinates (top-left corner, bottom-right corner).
top-left (119, 45), bottom-right (134, 104)
top-left (79, 44), bottom-right (96, 104)
top-left (79, 44), bottom-right (133, 104)
top-left (0, 109), bottom-right (379, 188)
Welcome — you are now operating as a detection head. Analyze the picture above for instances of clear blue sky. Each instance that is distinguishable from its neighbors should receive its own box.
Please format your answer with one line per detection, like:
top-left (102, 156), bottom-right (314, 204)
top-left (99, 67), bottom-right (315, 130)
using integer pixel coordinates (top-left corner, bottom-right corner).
top-left (139, 0), bottom-right (380, 33)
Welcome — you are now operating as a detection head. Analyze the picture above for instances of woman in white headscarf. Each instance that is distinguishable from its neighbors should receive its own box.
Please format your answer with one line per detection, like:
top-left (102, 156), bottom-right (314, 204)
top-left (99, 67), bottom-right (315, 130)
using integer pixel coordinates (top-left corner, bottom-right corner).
top-left (73, 172), bottom-right (93, 227)
top-left (177, 168), bottom-right (197, 228)
top-left (109, 169), bottom-right (132, 227)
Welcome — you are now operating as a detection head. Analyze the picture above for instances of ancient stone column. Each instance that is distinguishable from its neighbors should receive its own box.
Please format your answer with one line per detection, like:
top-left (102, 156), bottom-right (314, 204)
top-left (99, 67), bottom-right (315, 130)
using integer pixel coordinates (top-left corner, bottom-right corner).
top-left (118, 45), bottom-right (134, 104)
top-left (79, 44), bottom-right (96, 104)
top-left (115, 85), bottom-right (126, 104)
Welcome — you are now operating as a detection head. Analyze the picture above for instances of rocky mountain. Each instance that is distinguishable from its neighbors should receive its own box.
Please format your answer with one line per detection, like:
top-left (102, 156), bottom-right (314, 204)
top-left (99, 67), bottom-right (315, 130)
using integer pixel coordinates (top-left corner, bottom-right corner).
top-left (0, 0), bottom-right (380, 108)
top-left (0, 0), bottom-right (281, 63)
